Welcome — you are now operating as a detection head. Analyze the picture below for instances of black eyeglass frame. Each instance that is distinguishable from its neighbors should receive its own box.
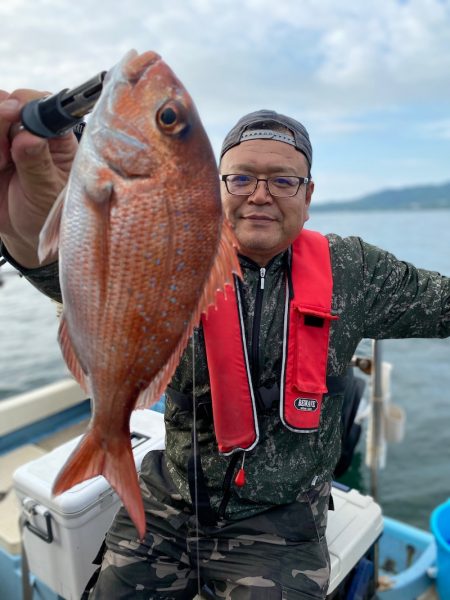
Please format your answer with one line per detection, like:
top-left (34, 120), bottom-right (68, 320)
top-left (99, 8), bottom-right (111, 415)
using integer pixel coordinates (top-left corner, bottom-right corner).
top-left (220, 174), bottom-right (310, 197)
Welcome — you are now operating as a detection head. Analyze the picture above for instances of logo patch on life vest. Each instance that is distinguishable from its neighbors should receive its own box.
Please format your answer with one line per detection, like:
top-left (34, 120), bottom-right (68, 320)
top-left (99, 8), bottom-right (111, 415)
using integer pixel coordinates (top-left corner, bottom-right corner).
top-left (294, 397), bottom-right (318, 412)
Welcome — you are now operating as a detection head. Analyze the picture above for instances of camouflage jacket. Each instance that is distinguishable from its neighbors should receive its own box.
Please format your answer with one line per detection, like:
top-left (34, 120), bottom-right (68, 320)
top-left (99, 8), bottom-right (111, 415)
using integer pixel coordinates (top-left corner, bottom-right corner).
top-left (3, 233), bottom-right (450, 519)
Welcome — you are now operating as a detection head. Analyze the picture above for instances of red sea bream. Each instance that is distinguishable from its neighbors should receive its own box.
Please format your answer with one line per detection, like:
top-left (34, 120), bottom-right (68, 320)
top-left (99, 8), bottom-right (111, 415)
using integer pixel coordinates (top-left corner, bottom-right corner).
top-left (38, 49), bottom-right (240, 538)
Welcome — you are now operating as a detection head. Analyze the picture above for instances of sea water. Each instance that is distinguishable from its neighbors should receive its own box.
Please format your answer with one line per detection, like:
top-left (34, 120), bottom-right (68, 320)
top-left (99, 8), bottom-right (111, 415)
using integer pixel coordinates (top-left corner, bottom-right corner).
top-left (1, 208), bottom-right (449, 529)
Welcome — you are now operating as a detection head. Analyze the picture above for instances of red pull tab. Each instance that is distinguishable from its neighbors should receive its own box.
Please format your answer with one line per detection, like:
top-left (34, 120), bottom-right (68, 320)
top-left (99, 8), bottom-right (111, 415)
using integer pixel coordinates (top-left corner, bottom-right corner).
top-left (234, 467), bottom-right (246, 487)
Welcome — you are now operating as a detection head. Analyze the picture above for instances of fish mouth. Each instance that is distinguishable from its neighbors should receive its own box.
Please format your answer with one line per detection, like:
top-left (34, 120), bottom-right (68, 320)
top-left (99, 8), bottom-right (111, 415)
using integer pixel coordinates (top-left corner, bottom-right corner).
top-left (123, 50), bottom-right (162, 83)
top-left (95, 50), bottom-right (163, 151)
top-left (103, 50), bottom-right (161, 87)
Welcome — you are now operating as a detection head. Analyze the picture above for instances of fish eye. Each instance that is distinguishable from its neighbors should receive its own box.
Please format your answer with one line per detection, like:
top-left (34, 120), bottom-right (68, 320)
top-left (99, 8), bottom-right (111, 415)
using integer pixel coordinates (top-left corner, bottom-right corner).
top-left (156, 101), bottom-right (189, 135)
top-left (160, 107), bottom-right (177, 125)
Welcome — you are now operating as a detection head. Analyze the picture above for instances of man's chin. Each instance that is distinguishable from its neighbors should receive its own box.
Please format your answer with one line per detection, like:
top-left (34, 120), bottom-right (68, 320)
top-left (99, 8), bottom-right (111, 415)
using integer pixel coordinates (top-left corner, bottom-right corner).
top-left (237, 236), bottom-right (278, 258)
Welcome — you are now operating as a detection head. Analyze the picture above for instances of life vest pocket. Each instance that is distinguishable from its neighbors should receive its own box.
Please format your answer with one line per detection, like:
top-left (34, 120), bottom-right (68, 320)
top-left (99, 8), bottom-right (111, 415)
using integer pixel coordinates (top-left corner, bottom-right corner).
top-left (283, 304), bottom-right (337, 431)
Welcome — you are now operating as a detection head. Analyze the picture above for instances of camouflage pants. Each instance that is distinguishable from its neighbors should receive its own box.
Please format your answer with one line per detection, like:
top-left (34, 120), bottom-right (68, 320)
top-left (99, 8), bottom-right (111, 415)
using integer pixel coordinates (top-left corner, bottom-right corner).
top-left (89, 450), bottom-right (331, 600)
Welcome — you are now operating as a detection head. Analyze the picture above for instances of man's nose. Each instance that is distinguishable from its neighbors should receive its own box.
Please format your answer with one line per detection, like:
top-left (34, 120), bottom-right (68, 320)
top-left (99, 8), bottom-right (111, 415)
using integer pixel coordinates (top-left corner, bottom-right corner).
top-left (249, 180), bottom-right (272, 202)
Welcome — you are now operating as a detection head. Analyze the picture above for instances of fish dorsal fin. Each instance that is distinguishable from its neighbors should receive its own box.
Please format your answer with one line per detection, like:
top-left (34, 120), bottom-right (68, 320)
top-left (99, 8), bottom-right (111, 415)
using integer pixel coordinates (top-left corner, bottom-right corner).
top-left (196, 218), bottom-right (241, 316)
top-left (38, 186), bottom-right (66, 264)
top-left (135, 218), bottom-right (241, 410)
top-left (58, 315), bottom-right (89, 394)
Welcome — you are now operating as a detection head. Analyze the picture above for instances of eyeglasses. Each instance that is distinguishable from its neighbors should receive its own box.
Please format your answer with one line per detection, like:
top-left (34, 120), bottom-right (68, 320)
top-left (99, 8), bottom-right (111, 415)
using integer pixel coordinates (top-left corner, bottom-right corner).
top-left (220, 174), bottom-right (309, 197)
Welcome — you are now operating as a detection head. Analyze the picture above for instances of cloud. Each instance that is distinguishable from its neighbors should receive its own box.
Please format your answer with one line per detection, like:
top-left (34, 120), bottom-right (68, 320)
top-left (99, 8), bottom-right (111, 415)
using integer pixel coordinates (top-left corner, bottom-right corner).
top-left (3, 0), bottom-right (450, 109)
top-left (420, 118), bottom-right (450, 140)
top-left (313, 0), bottom-right (450, 105)
top-left (1, 0), bottom-right (449, 200)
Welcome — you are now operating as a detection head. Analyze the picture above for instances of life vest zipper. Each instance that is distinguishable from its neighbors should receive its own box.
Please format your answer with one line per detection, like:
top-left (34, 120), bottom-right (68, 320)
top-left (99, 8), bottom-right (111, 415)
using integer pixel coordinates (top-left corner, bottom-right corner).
top-left (259, 267), bottom-right (266, 290)
top-left (251, 267), bottom-right (266, 403)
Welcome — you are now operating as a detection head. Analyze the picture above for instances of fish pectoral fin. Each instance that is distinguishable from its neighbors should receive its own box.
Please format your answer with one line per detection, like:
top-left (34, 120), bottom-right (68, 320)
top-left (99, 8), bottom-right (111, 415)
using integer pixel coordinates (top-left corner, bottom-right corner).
top-left (38, 186), bottom-right (66, 263)
top-left (84, 169), bottom-right (114, 205)
top-left (58, 316), bottom-right (89, 393)
top-left (197, 218), bottom-right (242, 315)
top-left (52, 430), bottom-right (146, 539)
top-left (83, 168), bottom-right (115, 300)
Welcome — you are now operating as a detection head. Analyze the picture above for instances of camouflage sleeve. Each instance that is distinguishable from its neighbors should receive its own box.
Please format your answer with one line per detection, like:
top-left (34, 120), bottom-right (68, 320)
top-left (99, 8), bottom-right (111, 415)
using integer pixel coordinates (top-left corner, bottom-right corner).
top-left (0, 241), bottom-right (62, 303)
top-left (358, 238), bottom-right (450, 339)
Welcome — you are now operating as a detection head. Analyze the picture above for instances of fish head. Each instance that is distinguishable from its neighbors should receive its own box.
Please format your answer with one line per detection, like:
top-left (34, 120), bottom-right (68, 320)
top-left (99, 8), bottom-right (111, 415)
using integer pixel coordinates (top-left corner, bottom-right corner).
top-left (88, 50), bottom-right (218, 183)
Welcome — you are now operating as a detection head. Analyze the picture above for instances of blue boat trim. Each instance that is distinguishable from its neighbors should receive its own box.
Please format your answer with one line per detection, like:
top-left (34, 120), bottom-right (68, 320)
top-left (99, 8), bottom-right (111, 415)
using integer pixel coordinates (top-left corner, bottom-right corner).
top-left (332, 481), bottom-right (351, 493)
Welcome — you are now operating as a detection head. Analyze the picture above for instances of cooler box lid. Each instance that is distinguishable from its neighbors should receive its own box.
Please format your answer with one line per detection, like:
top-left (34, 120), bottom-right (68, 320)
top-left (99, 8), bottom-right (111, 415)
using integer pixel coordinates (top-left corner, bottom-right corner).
top-left (327, 483), bottom-right (383, 593)
top-left (13, 409), bottom-right (165, 518)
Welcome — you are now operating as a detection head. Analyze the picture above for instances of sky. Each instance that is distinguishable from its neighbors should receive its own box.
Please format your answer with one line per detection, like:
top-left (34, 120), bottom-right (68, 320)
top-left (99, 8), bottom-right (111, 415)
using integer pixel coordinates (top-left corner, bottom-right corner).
top-left (1, 0), bottom-right (450, 203)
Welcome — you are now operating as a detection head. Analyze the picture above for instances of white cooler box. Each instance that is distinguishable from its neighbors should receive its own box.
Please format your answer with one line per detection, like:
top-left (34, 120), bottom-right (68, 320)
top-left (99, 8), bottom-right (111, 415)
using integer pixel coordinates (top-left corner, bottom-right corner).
top-left (326, 483), bottom-right (383, 595)
top-left (13, 409), bottom-right (166, 600)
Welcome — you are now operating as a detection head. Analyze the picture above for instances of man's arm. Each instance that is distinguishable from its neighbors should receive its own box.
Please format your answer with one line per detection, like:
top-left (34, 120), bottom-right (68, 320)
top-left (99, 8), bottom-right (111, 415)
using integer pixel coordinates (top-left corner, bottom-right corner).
top-left (360, 238), bottom-right (450, 340)
top-left (0, 241), bottom-right (61, 302)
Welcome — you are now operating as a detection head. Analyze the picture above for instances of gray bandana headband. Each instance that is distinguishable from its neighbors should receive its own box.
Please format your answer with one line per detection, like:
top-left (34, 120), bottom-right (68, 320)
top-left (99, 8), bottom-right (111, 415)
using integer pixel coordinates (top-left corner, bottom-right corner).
top-left (239, 129), bottom-right (296, 146)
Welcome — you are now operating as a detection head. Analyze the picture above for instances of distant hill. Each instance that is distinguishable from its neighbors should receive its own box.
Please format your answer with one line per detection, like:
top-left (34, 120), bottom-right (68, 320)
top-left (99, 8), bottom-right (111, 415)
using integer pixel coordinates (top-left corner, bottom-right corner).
top-left (312, 181), bottom-right (450, 212)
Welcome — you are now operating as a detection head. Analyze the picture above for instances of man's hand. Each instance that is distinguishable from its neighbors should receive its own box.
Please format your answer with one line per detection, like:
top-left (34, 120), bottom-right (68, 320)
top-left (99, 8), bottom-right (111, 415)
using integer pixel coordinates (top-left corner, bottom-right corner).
top-left (0, 89), bottom-right (78, 268)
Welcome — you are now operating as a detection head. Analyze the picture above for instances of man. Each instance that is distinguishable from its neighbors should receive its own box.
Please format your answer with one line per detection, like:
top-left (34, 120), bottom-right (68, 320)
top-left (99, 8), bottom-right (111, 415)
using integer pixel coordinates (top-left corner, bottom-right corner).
top-left (1, 94), bottom-right (449, 599)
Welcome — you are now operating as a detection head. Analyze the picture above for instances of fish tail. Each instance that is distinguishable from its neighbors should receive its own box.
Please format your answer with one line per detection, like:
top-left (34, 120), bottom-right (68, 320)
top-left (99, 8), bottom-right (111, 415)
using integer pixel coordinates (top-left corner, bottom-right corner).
top-left (52, 430), bottom-right (146, 539)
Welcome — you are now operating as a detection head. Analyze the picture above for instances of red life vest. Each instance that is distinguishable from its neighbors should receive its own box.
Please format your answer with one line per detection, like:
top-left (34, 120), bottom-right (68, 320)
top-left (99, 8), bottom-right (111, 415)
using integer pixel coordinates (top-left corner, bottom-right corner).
top-left (202, 229), bottom-right (338, 455)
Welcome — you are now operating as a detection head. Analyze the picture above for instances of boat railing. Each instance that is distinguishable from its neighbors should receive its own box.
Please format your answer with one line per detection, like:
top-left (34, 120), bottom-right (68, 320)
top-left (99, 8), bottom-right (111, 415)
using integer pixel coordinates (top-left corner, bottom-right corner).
top-left (0, 379), bottom-right (86, 439)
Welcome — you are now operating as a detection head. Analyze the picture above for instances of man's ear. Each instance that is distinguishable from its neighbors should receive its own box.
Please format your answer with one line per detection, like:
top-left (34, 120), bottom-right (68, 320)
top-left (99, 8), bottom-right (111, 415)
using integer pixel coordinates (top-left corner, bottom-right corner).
top-left (304, 179), bottom-right (314, 221)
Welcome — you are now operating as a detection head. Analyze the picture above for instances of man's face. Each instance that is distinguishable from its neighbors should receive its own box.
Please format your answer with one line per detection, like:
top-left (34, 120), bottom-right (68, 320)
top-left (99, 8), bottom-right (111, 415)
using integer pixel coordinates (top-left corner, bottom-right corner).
top-left (220, 139), bottom-right (314, 266)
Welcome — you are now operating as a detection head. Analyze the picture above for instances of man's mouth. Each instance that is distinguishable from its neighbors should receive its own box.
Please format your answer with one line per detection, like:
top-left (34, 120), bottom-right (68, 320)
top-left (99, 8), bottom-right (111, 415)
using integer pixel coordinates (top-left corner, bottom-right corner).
top-left (242, 214), bottom-right (276, 221)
